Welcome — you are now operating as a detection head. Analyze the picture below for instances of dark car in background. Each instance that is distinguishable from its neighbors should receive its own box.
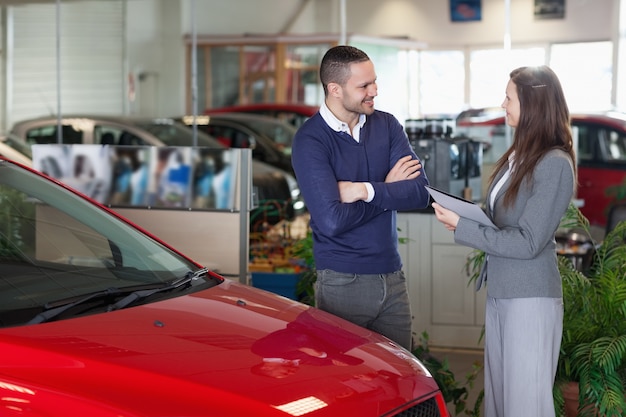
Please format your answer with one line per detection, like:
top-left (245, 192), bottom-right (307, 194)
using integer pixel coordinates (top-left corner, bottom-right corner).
top-left (206, 103), bottom-right (319, 128)
top-left (0, 156), bottom-right (450, 417)
top-left (10, 115), bottom-right (302, 223)
top-left (456, 108), bottom-right (626, 228)
top-left (179, 113), bottom-right (296, 173)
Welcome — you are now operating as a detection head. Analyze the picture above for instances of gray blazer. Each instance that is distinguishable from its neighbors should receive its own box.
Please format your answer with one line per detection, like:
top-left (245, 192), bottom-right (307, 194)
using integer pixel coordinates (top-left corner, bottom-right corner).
top-left (454, 149), bottom-right (575, 298)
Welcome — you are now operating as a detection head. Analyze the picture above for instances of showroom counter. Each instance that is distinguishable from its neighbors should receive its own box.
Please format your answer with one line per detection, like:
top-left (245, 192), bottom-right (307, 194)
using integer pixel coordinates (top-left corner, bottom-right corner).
top-left (397, 211), bottom-right (485, 349)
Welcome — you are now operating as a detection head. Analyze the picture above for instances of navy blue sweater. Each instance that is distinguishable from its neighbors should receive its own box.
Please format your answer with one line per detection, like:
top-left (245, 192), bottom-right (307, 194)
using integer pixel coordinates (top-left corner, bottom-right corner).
top-left (291, 110), bottom-right (430, 274)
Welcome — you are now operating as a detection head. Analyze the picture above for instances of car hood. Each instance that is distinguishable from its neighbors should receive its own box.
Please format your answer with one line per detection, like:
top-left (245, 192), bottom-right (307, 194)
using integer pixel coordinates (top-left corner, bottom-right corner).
top-left (0, 279), bottom-right (439, 417)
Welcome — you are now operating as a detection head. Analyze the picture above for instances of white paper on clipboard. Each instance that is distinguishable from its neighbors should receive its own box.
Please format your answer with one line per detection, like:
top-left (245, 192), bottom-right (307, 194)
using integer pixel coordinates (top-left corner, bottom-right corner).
top-left (426, 185), bottom-right (497, 228)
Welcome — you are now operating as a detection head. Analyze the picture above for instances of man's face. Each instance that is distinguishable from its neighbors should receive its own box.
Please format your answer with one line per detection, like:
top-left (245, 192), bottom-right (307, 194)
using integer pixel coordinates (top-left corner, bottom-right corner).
top-left (339, 60), bottom-right (378, 116)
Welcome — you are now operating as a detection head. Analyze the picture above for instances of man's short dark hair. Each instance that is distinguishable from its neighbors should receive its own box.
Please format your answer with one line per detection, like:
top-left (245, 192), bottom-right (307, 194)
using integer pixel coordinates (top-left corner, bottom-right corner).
top-left (320, 45), bottom-right (370, 96)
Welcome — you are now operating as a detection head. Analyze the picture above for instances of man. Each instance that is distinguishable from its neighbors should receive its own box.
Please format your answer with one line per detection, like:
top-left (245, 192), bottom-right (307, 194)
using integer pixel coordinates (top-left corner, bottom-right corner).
top-left (291, 45), bottom-right (430, 350)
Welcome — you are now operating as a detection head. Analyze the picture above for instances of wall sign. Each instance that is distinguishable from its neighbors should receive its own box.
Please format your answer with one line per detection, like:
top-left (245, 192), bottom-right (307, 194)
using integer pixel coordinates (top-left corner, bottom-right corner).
top-left (450, 0), bottom-right (482, 22)
top-left (534, 0), bottom-right (565, 19)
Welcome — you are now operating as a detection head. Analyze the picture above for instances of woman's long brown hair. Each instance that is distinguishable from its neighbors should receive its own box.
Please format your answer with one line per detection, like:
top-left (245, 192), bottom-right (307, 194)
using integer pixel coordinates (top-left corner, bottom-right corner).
top-left (490, 65), bottom-right (577, 207)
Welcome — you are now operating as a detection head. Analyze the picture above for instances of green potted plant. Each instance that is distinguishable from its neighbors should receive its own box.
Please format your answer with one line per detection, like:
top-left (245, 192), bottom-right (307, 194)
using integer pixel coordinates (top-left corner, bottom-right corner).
top-left (463, 203), bottom-right (626, 416)
top-left (291, 229), bottom-right (316, 306)
top-left (554, 203), bottom-right (626, 417)
top-left (412, 332), bottom-right (484, 416)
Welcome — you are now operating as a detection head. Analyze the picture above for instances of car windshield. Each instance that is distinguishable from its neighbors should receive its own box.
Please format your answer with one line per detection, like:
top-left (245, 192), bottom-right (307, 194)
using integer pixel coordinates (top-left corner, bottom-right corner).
top-left (2, 134), bottom-right (33, 158)
top-left (135, 120), bottom-right (226, 148)
top-left (240, 118), bottom-right (296, 153)
top-left (0, 159), bottom-right (211, 327)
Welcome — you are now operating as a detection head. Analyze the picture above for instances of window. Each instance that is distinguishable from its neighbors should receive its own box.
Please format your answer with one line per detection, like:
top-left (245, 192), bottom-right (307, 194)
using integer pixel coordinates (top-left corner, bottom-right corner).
top-left (190, 39), bottom-right (332, 113)
top-left (285, 44), bottom-right (326, 105)
top-left (550, 41), bottom-right (613, 112)
top-left (25, 125), bottom-right (84, 145)
top-left (575, 124), bottom-right (595, 162)
top-left (606, 130), bottom-right (626, 161)
top-left (469, 47), bottom-right (546, 109)
top-left (419, 50), bottom-right (465, 117)
top-left (351, 42), bottom-right (413, 123)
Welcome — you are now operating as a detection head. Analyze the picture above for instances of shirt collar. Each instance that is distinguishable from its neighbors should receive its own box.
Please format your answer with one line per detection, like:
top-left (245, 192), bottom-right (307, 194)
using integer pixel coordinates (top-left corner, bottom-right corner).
top-left (320, 101), bottom-right (367, 141)
top-left (508, 151), bottom-right (516, 171)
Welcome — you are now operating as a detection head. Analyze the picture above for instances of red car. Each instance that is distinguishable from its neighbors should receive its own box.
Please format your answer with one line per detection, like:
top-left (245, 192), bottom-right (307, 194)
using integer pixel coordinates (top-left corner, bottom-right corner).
top-left (206, 103), bottom-right (319, 128)
top-left (0, 157), bottom-right (449, 416)
top-left (457, 109), bottom-right (626, 228)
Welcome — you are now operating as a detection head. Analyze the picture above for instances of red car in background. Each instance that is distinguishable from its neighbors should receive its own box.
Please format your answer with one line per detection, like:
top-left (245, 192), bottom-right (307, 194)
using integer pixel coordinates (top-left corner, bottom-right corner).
top-left (456, 109), bottom-right (626, 228)
top-left (206, 103), bottom-right (319, 128)
top-left (0, 157), bottom-right (449, 417)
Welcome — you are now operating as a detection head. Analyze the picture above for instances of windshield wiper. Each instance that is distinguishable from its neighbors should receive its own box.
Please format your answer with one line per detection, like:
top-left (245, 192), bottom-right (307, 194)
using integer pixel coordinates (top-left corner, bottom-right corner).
top-left (28, 286), bottom-right (126, 325)
top-left (106, 267), bottom-right (209, 312)
top-left (27, 268), bottom-right (208, 325)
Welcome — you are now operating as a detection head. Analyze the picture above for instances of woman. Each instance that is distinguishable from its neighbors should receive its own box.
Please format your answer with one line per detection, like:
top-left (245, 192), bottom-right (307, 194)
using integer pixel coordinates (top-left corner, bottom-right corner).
top-left (432, 66), bottom-right (576, 417)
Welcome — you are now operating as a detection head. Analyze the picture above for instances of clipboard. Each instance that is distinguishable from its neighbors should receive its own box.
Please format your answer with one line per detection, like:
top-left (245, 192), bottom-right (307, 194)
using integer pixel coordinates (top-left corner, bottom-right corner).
top-left (426, 185), bottom-right (497, 228)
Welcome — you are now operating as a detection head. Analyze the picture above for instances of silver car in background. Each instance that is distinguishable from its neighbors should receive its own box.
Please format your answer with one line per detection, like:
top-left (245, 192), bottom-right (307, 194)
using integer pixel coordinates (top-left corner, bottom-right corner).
top-left (10, 115), bottom-right (302, 223)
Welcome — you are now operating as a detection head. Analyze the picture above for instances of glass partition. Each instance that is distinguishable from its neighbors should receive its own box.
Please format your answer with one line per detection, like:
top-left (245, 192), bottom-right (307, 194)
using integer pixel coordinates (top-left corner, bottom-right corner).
top-left (32, 145), bottom-right (239, 211)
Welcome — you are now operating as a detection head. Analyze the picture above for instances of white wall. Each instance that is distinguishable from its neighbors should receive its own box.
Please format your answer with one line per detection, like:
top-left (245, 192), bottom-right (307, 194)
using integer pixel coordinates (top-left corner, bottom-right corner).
top-left (344, 0), bottom-right (613, 46)
top-left (125, 0), bottom-right (185, 117)
top-left (123, 0), bottom-right (617, 116)
top-left (5, 0), bottom-right (620, 122)
top-left (4, 1), bottom-right (126, 129)
top-left (167, 0), bottom-right (615, 46)
top-left (126, 0), bottom-right (321, 117)
top-left (178, 0), bottom-right (317, 35)
top-left (125, 0), bottom-right (162, 115)
top-left (174, 0), bottom-right (613, 45)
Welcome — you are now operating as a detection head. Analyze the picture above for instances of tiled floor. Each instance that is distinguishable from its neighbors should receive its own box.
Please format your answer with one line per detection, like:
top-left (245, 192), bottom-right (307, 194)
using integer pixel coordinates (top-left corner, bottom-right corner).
top-left (430, 347), bottom-right (485, 416)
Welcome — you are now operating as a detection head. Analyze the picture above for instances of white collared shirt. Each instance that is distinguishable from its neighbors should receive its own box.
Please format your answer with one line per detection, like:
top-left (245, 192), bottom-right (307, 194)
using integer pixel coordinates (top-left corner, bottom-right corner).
top-left (490, 152), bottom-right (516, 210)
top-left (319, 101), bottom-right (374, 201)
top-left (319, 101), bottom-right (367, 142)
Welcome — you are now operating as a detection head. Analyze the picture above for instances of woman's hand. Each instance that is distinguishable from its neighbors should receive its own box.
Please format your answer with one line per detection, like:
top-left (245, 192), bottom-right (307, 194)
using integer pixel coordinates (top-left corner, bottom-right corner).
top-left (432, 202), bottom-right (460, 231)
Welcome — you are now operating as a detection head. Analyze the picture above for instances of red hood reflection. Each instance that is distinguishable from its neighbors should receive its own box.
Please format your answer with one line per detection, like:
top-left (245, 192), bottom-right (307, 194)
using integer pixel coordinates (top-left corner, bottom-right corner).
top-left (0, 279), bottom-right (440, 417)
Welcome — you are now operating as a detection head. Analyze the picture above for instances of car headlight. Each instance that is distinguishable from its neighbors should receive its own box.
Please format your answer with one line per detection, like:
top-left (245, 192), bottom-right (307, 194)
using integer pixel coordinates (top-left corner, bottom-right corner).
top-left (284, 173), bottom-right (300, 200)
